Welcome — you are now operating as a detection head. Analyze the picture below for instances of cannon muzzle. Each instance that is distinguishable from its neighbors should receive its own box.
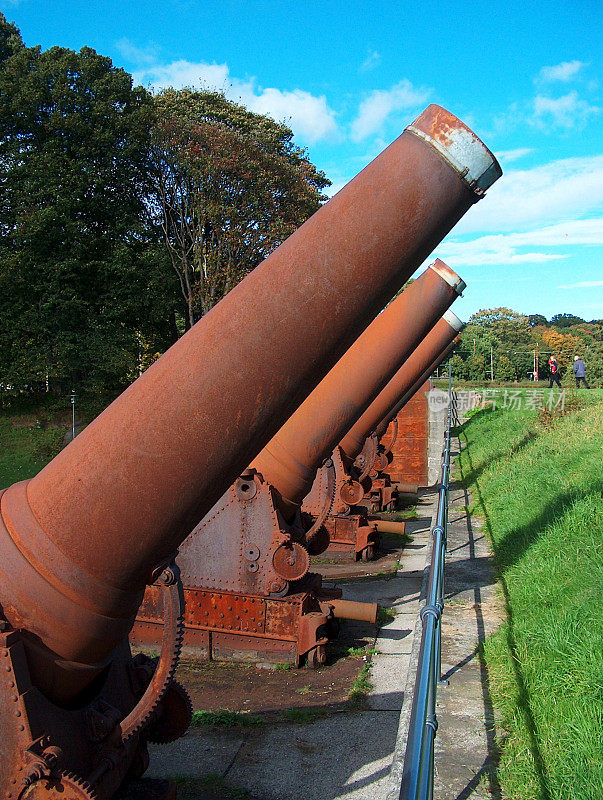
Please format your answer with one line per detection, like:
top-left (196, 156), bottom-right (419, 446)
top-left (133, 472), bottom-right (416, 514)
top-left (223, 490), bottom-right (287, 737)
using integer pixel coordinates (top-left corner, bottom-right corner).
top-left (320, 599), bottom-right (379, 624)
top-left (371, 519), bottom-right (408, 536)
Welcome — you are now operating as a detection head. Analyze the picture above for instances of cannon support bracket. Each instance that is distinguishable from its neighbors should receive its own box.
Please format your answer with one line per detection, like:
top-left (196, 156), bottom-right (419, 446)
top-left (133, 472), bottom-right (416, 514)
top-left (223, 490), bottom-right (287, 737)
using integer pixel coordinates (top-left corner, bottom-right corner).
top-left (0, 563), bottom-right (190, 800)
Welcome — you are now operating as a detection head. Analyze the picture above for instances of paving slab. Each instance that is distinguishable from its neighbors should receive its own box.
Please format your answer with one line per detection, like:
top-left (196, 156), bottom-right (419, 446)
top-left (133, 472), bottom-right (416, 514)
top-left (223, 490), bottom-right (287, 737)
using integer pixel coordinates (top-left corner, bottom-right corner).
top-left (147, 729), bottom-right (247, 779)
top-left (227, 710), bottom-right (401, 800)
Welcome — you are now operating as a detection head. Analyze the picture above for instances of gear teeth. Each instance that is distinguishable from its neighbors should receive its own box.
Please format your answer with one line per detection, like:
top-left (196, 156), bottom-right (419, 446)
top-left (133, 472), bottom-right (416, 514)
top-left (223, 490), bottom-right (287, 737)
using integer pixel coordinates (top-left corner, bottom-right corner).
top-left (54, 771), bottom-right (98, 800)
top-left (146, 680), bottom-right (193, 745)
top-left (121, 578), bottom-right (186, 743)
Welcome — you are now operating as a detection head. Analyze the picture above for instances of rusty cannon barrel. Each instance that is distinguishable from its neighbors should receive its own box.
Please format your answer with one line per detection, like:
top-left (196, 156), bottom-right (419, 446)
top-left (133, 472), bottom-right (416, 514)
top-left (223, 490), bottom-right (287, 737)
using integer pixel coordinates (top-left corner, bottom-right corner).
top-left (319, 599), bottom-right (379, 625)
top-left (374, 310), bottom-right (465, 441)
top-left (0, 104), bottom-right (500, 797)
top-left (136, 261), bottom-right (466, 659)
top-left (260, 263), bottom-right (465, 562)
top-left (343, 309), bottom-right (465, 460)
top-left (252, 261), bottom-right (466, 515)
top-left (306, 310), bottom-right (466, 542)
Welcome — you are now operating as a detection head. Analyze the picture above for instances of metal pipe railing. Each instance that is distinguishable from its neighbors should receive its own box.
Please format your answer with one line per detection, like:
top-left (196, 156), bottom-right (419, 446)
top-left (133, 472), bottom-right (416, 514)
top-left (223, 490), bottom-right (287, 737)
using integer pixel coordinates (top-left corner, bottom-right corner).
top-left (398, 365), bottom-right (453, 800)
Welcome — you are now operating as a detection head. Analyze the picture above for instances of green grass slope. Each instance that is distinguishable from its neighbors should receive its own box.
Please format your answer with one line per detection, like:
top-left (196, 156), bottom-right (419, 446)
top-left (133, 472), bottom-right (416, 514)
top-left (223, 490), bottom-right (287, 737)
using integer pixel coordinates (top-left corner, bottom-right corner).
top-left (456, 391), bottom-right (603, 800)
top-left (0, 414), bottom-right (64, 490)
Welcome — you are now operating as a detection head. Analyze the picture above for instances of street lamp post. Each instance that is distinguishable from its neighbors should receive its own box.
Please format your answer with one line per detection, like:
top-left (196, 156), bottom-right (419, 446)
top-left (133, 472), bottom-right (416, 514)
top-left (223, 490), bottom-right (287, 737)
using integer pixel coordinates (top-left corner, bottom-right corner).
top-left (70, 390), bottom-right (76, 441)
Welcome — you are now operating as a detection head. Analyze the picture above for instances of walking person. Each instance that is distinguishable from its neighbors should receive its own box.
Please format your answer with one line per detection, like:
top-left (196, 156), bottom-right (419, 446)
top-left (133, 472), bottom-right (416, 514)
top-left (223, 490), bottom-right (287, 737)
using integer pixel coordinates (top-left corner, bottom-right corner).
top-left (573, 355), bottom-right (590, 388)
top-left (548, 355), bottom-right (562, 388)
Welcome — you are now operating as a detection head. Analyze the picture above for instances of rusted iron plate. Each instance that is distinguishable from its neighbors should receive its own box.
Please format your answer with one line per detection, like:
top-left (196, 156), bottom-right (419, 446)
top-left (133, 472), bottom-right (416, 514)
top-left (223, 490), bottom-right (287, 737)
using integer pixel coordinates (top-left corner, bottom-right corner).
top-left (176, 475), bottom-right (288, 596)
top-left (264, 599), bottom-right (300, 638)
top-left (185, 591), bottom-right (267, 635)
top-left (211, 633), bottom-right (298, 665)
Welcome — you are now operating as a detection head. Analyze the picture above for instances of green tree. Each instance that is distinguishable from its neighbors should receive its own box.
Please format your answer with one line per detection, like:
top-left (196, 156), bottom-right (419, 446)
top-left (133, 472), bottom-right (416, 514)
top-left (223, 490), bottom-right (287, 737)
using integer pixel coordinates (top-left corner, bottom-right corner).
top-left (465, 308), bottom-right (533, 380)
top-left (496, 355), bottom-right (516, 381)
top-left (449, 353), bottom-right (467, 380)
top-left (550, 313), bottom-right (585, 328)
top-left (467, 354), bottom-right (486, 382)
top-left (492, 316), bottom-right (533, 380)
top-left (0, 13), bottom-right (23, 65)
top-left (469, 307), bottom-right (526, 327)
top-left (583, 341), bottom-right (603, 387)
top-left (150, 88), bottom-right (330, 327)
top-left (0, 28), bottom-right (170, 394)
top-left (528, 314), bottom-right (547, 327)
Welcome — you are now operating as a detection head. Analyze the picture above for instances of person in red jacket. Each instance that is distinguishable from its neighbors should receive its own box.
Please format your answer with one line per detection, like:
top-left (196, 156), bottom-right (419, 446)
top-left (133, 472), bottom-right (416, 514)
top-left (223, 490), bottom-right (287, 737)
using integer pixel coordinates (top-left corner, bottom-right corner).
top-left (548, 355), bottom-right (562, 388)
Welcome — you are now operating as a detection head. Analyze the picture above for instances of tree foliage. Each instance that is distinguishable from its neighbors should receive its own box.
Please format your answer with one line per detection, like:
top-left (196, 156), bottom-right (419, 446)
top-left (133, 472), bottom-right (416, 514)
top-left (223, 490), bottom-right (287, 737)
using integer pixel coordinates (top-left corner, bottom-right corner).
top-left (0, 13), bottom-right (23, 65)
top-left (0, 22), bottom-right (170, 393)
top-left (550, 312), bottom-right (585, 328)
top-left (528, 314), bottom-right (547, 327)
top-left (454, 307), bottom-right (603, 386)
top-left (150, 89), bottom-right (330, 326)
top-left (467, 354), bottom-right (487, 381)
top-left (496, 355), bottom-right (516, 381)
top-left (469, 307), bottom-right (526, 327)
top-left (449, 353), bottom-right (467, 380)
top-left (537, 329), bottom-right (583, 374)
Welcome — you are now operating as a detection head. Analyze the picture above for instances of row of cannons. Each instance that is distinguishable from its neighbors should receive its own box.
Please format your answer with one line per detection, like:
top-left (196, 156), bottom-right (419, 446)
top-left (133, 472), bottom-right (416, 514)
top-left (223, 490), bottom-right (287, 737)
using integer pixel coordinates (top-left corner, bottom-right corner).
top-left (134, 295), bottom-right (462, 668)
top-left (0, 105), bottom-right (501, 799)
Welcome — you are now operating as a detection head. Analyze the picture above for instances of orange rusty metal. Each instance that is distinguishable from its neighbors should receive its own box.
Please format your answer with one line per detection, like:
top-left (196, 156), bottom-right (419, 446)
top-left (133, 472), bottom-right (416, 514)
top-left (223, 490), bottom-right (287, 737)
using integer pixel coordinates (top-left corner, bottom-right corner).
top-left (375, 312), bottom-right (464, 439)
top-left (301, 312), bottom-right (465, 547)
top-left (378, 382), bottom-right (432, 489)
top-left (344, 310), bottom-right (465, 459)
top-left (252, 260), bottom-right (466, 514)
top-left (137, 587), bottom-right (330, 666)
top-left (320, 599), bottom-right (379, 624)
top-left (0, 104), bottom-right (499, 797)
top-left (372, 520), bottom-right (407, 536)
top-left (0, 106), bottom-right (498, 698)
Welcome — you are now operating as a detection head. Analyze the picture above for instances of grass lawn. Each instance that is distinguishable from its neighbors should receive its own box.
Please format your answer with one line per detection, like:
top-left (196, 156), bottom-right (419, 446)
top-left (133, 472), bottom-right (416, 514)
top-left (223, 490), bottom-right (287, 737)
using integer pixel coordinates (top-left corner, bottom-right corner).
top-left (455, 388), bottom-right (603, 800)
top-left (0, 413), bottom-right (65, 490)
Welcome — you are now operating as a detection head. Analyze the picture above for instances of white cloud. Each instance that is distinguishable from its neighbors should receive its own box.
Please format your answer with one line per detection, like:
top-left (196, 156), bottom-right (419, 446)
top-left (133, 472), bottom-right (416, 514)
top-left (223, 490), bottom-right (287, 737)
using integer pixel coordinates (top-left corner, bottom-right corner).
top-left (237, 87), bottom-right (338, 143)
top-left (133, 60), bottom-right (230, 93)
top-left (537, 60), bottom-right (586, 83)
top-left (452, 155), bottom-right (603, 235)
top-left (495, 148), bottom-right (533, 164)
top-left (350, 79), bottom-right (431, 141)
top-left (360, 51), bottom-right (381, 72)
top-left (116, 38), bottom-right (158, 66)
top-left (533, 91), bottom-right (599, 128)
top-left (132, 59), bottom-right (338, 144)
top-left (558, 280), bottom-right (603, 289)
top-left (434, 219), bottom-right (603, 268)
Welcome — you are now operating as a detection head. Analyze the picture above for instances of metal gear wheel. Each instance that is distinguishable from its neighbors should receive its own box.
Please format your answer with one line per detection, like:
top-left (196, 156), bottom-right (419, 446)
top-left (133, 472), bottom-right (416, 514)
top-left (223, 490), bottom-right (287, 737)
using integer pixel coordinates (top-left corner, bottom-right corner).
top-left (146, 679), bottom-right (193, 744)
top-left (20, 770), bottom-right (98, 800)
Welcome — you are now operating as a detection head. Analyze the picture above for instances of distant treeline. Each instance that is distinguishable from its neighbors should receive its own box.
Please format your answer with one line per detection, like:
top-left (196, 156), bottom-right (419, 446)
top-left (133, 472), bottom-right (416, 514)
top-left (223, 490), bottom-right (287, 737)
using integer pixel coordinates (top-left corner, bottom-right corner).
top-left (0, 14), bottom-right (329, 400)
top-left (449, 309), bottom-right (603, 386)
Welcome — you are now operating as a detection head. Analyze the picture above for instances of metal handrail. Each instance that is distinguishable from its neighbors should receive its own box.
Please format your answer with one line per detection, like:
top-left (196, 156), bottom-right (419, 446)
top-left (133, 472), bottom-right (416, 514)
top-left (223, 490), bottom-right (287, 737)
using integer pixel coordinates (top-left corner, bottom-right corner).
top-left (398, 366), bottom-right (453, 800)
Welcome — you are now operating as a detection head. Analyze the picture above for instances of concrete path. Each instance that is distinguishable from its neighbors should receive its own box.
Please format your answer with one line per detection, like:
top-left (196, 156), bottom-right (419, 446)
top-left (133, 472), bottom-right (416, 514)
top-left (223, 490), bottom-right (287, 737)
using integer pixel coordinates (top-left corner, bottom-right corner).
top-left (432, 444), bottom-right (504, 799)
top-left (387, 433), bottom-right (504, 800)
top-left (148, 423), bottom-right (504, 800)
top-left (147, 502), bottom-right (435, 800)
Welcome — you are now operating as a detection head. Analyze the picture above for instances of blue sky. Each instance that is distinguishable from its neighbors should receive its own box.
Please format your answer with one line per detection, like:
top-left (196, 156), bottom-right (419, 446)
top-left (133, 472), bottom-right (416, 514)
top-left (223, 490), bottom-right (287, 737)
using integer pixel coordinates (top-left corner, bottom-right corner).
top-left (2, 0), bottom-right (602, 321)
